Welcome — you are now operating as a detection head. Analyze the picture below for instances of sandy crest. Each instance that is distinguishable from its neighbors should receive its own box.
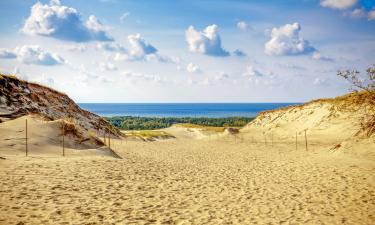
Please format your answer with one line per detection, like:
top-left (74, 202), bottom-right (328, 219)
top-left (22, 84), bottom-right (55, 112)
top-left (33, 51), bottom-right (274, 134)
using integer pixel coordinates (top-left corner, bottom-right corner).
top-left (0, 134), bottom-right (374, 225)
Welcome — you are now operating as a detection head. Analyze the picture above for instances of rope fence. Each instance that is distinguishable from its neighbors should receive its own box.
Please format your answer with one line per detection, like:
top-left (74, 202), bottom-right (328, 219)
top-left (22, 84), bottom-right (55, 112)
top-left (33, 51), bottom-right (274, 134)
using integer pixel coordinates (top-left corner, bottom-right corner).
top-left (0, 119), bottom-right (120, 158)
top-left (0, 119), bottom-right (360, 158)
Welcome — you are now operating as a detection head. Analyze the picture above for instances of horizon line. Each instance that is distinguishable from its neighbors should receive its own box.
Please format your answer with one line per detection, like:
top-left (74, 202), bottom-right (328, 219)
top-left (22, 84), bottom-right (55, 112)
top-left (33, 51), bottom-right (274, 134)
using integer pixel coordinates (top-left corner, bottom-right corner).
top-left (77, 102), bottom-right (303, 104)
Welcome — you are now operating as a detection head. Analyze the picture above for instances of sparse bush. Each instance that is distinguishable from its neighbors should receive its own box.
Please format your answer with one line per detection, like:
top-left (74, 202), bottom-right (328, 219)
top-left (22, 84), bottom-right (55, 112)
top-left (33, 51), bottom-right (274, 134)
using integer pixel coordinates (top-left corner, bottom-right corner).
top-left (338, 64), bottom-right (375, 97)
top-left (338, 64), bottom-right (375, 136)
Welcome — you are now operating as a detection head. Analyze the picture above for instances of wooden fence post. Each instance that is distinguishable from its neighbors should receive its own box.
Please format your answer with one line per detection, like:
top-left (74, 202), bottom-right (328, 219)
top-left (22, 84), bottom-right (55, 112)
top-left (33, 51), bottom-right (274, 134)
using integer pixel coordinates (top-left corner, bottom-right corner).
top-left (304, 129), bottom-right (308, 151)
top-left (62, 122), bottom-right (65, 157)
top-left (295, 132), bottom-right (298, 150)
top-left (104, 133), bottom-right (106, 146)
top-left (108, 133), bottom-right (111, 149)
top-left (25, 119), bottom-right (28, 157)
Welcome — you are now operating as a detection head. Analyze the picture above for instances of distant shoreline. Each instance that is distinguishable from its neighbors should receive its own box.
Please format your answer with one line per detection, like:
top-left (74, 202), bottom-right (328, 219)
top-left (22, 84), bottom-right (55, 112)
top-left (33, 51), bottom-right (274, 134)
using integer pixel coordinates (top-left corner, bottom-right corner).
top-left (78, 103), bottom-right (300, 118)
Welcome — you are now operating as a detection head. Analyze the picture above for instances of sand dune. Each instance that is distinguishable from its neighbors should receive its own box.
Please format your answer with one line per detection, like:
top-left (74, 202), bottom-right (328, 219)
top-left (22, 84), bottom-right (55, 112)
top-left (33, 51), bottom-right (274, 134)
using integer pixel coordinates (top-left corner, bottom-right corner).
top-left (0, 134), bottom-right (374, 224)
top-left (0, 91), bottom-right (374, 224)
top-left (0, 114), bottom-right (116, 158)
top-left (242, 92), bottom-right (375, 160)
top-left (0, 74), bottom-right (122, 138)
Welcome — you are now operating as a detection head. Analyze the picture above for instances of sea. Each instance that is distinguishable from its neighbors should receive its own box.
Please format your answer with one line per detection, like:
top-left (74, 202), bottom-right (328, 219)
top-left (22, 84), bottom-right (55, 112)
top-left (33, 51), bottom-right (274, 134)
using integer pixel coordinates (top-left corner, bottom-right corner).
top-left (78, 103), bottom-right (300, 118)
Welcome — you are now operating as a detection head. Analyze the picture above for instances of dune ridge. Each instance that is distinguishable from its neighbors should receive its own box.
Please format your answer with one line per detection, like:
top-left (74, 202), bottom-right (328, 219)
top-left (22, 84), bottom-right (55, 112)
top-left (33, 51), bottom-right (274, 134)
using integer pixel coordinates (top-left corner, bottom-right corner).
top-left (0, 74), bottom-right (122, 138)
top-left (241, 91), bottom-right (375, 159)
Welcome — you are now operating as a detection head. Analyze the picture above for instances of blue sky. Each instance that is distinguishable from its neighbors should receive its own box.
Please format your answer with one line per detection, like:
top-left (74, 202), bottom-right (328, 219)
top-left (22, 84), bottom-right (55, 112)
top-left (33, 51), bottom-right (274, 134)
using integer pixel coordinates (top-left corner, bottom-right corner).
top-left (0, 0), bottom-right (374, 102)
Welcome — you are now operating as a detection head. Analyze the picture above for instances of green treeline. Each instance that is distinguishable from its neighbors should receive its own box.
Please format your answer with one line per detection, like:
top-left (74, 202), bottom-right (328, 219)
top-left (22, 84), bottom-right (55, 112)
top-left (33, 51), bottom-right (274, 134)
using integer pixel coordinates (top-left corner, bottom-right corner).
top-left (105, 116), bottom-right (254, 130)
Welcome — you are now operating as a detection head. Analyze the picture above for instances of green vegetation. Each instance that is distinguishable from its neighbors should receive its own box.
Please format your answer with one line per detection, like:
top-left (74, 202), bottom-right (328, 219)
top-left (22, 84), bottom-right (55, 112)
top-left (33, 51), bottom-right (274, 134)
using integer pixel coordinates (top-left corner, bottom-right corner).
top-left (105, 116), bottom-right (254, 130)
top-left (174, 123), bottom-right (226, 132)
top-left (123, 130), bottom-right (175, 141)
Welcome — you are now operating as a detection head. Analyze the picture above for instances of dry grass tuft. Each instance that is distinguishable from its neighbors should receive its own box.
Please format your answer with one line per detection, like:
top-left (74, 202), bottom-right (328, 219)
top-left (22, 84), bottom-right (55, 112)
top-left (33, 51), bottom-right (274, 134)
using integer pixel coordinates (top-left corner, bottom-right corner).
top-left (360, 115), bottom-right (375, 137)
top-left (124, 130), bottom-right (175, 141)
top-left (60, 119), bottom-right (79, 137)
top-left (174, 123), bottom-right (226, 132)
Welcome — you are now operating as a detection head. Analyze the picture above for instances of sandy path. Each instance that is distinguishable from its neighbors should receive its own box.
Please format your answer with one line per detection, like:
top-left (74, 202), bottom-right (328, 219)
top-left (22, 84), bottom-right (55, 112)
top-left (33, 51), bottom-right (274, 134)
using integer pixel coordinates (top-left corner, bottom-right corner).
top-left (0, 136), bottom-right (374, 225)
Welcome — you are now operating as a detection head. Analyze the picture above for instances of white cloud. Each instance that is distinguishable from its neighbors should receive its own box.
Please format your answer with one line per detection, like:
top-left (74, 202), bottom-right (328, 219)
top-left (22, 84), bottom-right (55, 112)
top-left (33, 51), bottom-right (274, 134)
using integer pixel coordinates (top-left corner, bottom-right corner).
top-left (369, 9), bottom-right (375, 20)
top-left (21, 0), bottom-right (113, 42)
top-left (127, 34), bottom-right (157, 57)
top-left (0, 48), bottom-right (17, 59)
top-left (114, 34), bottom-right (157, 61)
top-left (99, 62), bottom-right (117, 71)
top-left (113, 34), bottom-right (174, 63)
top-left (186, 63), bottom-right (201, 73)
top-left (265, 22), bottom-right (315, 56)
top-left (320, 0), bottom-right (358, 9)
top-left (185, 24), bottom-right (229, 57)
top-left (312, 52), bottom-right (334, 61)
top-left (0, 45), bottom-right (64, 66)
top-left (344, 8), bottom-right (366, 18)
top-left (244, 65), bottom-right (264, 78)
top-left (96, 42), bottom-right (126, 52)
top-left (237, 21), bottom-right (248, 31)
top-left (15, 45), bottom-right (65, 65)
top-left (120, 12), bottom-right (130, 22)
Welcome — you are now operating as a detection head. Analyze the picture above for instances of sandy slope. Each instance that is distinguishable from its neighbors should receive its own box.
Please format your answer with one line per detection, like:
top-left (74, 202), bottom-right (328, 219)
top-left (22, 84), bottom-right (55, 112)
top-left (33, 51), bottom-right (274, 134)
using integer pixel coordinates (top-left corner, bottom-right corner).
top-left (0, 114), bottom-right (115, 158)
top-left (0, 131), bottom-right (374, 225)
top-left (242, 92), bottom-right (375, 160)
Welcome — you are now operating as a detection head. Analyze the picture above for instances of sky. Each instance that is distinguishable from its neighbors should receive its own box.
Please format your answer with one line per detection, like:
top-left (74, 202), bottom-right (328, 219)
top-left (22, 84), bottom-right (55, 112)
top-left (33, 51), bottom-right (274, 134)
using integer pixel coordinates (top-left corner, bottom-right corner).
top-left (0, 0), bottom-right (374, 103)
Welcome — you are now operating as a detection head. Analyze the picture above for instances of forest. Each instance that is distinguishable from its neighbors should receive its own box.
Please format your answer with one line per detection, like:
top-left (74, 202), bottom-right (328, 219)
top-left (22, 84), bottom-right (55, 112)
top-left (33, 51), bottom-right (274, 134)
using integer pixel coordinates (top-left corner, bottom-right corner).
top-left (105, 116), bottom-right (254, 130)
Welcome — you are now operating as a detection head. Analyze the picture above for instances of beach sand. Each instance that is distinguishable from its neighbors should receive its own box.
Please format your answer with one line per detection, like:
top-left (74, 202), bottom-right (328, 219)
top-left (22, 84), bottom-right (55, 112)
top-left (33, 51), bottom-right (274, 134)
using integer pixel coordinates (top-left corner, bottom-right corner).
top-left (0, 126), bottom-right (374, 225)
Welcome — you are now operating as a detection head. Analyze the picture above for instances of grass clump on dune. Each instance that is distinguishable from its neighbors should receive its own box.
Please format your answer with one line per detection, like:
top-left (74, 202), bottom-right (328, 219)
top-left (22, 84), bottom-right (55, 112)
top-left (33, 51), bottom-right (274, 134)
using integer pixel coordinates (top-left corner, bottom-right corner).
top-left (174, 123), bottom-right (226, 132)
top-left (124, 130), bottom-right (175, 141)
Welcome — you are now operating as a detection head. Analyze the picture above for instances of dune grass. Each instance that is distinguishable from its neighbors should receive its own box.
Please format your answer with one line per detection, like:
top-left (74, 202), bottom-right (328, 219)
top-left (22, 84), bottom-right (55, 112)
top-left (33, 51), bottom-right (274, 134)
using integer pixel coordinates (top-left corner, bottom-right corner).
top-left (174, 123), bottom-right (226, 132)
top-left (123, 130), bottom-right (175, 141)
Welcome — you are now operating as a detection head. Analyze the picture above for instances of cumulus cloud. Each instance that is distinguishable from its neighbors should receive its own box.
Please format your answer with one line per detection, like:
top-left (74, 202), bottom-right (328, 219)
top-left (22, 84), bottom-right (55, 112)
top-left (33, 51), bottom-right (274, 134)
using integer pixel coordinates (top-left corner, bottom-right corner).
top-left (15, 45), bottom-right (65, 65)
top-left (0, 45), bottom-right (64, 66)
top-left (127, 34), bottom-right (157, 57)
top-left (186, 63), bottom-right (201, 73)
top-left (114, 34), bottom-right (157, 61)
top-left (233, 49), bottom-right (246, 57)
top-left (237, 21), bottom-right (249, 31)
top-left (185, 24), bottom-right (229, 57)
top-left (0, 48), bottom-right (17, 59)
top-left (265, 22), bottom-right (315, 56)
top-left (99, 62), bottom-right (117, 71)
top-left (113, 34), bottom-right (174, 63)
top-left (21, 0), bottom-right (113, 42)
top-left (320, 0), bottom-right (358, 9)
